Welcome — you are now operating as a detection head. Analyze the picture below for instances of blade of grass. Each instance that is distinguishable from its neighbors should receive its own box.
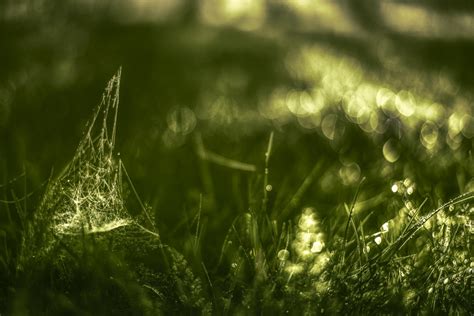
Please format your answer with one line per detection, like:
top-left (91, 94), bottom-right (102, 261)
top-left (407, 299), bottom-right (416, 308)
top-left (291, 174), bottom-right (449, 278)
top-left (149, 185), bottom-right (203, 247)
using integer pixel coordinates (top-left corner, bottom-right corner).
top-left (262, 131), bottom-right (274, 214)
top-left (278, 160), bottom-right (324, 220)
top-left (120, 160), bottom-right (155, 230)
top-left (342, 177), bottom-right (365, 267)
top-left (195, 134), bottom-right (256, 172)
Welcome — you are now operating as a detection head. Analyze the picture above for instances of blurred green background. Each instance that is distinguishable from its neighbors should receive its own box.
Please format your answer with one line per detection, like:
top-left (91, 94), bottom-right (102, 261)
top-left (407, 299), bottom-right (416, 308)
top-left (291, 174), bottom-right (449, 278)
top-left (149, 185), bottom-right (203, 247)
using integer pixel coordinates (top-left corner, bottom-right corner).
top-left (1, 0), bottom-right (473, 259)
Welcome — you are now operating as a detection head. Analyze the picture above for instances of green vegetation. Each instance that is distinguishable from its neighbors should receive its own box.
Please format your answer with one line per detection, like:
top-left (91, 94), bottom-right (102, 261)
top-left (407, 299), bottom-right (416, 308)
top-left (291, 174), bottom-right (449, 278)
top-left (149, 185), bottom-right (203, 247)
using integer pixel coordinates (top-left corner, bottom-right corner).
top-left (1, 69), bottom-right (472, 314)
top-left (1, 1), bottom-right (473, 315)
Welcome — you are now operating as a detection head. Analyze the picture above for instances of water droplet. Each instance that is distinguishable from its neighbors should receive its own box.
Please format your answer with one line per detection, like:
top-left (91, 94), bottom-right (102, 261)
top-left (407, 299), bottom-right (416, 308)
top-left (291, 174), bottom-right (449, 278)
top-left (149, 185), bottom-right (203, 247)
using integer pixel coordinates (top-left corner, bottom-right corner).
top-left (403, 178), bottom-right (412, 187)
top-left (391, 183), bottom-right (399, 193)
top-left (383, 139), bottom-right (400, 163)
top-left (231, 262), bottom-right (237, 269)
top-left (374, 236), bottom-right (382, 245)
top-left (311, 241), bottom-right (324, 253)
top-left (265, 184), bottom-right (273, 192)
top-left (277, 249), bottom-right (290, 261)
top-left (381, 222), bottom-right (389, 232)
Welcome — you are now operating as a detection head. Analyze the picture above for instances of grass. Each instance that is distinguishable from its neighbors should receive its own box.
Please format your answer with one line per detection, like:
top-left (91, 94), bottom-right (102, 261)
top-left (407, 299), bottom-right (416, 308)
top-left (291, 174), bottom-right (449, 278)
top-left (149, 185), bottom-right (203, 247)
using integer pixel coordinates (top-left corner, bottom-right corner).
top-left (0, 69), bottom-right (472, 315)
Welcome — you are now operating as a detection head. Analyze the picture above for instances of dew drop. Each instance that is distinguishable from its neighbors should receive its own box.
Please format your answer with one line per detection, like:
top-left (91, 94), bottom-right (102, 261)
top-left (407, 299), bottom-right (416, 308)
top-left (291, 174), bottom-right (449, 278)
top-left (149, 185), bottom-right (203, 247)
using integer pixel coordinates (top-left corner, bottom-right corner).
top-left (311, 241), bottom-right (324, 253)
top-left (403, 178), bottom-right (412, 187)
top-left (374, 236), bottom-right (382, 245)
top-left (278, 249), bottom-right (290, 261)
top-left (391, 183), bottom-right (399, 193)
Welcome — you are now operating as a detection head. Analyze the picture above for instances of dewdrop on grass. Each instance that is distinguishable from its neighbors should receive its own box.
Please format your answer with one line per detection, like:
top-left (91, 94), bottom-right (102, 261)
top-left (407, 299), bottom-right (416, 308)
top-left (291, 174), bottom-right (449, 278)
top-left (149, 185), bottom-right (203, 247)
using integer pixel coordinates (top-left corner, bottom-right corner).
top-left (278, 249), bottom-right (290, 261)
top-left (391, 183), bottom-right (399, 193)
top-left (310, 241), bottom-right (324, 253)
top-left (403, 178), bottom-right (412, 187)
top-left (365, 245), bottom-right (371, 253)
top-left (375, 236), bottom-right (382, 245)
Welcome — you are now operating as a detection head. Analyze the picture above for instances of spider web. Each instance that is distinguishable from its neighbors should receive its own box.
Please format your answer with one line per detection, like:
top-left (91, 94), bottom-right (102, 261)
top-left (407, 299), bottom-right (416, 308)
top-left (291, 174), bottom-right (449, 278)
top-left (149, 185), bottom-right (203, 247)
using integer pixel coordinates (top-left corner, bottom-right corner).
top-left (49, 70), bottom-right (131, 234)
top-left (16, 70), bottom-right (212, 313)
top-left (38, 68), bottom-right (131, 237)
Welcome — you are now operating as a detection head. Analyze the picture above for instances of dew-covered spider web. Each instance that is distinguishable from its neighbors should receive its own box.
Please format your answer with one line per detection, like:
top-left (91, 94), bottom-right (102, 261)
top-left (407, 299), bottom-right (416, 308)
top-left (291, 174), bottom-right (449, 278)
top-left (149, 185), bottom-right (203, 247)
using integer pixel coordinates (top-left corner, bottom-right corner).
top-left (18, 70), bottom-right (210, 313)
top-left (48, 68), bottom-right (130, 235)
top-left (22, 68), bottom-right (132, 257)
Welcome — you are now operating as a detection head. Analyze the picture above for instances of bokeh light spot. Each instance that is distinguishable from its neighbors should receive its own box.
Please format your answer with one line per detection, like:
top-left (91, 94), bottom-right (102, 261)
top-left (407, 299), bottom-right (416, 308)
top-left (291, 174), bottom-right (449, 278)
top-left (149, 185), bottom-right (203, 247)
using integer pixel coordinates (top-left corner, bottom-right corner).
top-left (383, 138), bottom-right (400, 163)
top-left (395, 90), bottom-right (416, 117)
top-left (311, 241), bottom-right (324, 253)
top-left (420, 121), bottom-right (439, 150)
top-left (321, 114), bottom-right (337, 140)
